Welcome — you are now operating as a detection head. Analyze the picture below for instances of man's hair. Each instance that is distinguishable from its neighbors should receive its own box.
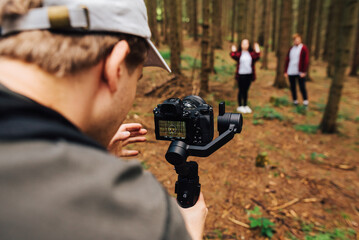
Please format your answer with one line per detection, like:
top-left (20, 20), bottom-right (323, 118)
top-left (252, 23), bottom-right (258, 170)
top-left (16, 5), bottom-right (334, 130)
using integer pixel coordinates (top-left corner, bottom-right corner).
top-left (292, 33), bottom-right (302, 40)
top-left (0, 0), bottom-right (149, 77)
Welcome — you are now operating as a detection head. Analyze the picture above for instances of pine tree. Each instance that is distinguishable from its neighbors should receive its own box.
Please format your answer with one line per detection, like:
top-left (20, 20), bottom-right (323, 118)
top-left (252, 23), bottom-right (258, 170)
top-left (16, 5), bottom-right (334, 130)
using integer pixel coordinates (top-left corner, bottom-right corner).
top-left (200, 0), bottom-right (210, 95)
top-left (349, 7), bottom-right (359, 76)
top-left (273, 0), bottom-right (292, 88)
top-left (262, 0), bottom-right (271, 69)
top-left (320, 0), bottom-right (358, 133)
top-left (168, 0), bottom-right (181, 74)
top-left (314, 0), bottom-right (324, 60)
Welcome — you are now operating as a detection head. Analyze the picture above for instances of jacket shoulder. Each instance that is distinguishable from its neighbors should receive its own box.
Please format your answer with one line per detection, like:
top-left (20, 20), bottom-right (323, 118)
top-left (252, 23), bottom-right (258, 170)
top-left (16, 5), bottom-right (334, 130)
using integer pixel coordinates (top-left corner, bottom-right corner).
top-left (0, 140), bottom-right (191, 240)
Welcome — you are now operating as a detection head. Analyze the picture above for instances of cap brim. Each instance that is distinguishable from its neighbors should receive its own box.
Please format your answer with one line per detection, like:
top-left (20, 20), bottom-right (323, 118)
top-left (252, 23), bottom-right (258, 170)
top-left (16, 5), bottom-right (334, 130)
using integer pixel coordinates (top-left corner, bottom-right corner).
top-left (144, 39), bottom-right (171, 73)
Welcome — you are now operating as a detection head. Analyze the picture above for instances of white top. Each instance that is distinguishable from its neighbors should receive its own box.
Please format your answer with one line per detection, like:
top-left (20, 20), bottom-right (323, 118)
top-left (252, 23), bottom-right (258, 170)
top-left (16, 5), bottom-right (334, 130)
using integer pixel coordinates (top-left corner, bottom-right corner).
top-left (287, 44), bottom-right (303, 76)
top-left (238, 51), bottom-right (253, 74)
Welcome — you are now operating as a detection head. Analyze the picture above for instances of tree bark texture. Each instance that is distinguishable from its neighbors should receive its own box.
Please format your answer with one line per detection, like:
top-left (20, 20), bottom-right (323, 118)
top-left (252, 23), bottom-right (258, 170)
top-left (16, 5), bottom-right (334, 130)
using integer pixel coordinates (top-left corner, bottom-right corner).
top-left (297, 0), bottom-right (307, 38)
top-left (314, 0), bottom-right (324, 60)
top-left (262, 0), bottom-right (271, 69)
top-left (212, 0), bottom-right (222, 49)
top-left (258, 0), bottom-right (267, 46)
top-left (209, 0), bottom-right (215, 73)
top-left (271, 0), bottom-right (277, 51)
top-left (274, 0), bottom-right (292, 88)
top-left (146, 0), bottom-right (160, 47)
top-left (349, 7), bottom-right (359, 76)
top-left (304, 0), bottom-right (317, 80)
top-left (163, 0), bottom-right (169, 44)
top-left (231, 0), bottom-right (236, 42)
top-left (250, 0), bottom-right (257, 43)
top-left (168, 0), bottom-right (181, 74)
top-left (200, 0), bottom-right (210, 95)
top-left (177, 0), bottom-right (184, 51)
top-left (193, 0), bottom-right (198, 41)
top-left (236, 0), bottom-right (246, 46)
top-left (327, 0), bottom-right (342, 78)
top-left (320, 0), bottom-right (358, 133)
top-left (323, 0), bottom-right (334, 61)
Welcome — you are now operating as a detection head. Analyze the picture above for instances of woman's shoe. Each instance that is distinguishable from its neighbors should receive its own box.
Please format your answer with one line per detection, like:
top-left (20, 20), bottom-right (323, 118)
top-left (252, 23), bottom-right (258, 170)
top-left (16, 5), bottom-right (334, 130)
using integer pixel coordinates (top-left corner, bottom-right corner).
top-left (244, 106), bottom-right (252, 114)
top-left (237, 106), bottom-right (246, 113)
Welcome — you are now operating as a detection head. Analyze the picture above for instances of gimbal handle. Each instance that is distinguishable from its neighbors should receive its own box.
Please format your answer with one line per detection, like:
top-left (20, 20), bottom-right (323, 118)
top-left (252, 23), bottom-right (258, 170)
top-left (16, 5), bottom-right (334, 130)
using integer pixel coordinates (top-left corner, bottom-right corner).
top-left (165, 102), bottom-right (243, 208)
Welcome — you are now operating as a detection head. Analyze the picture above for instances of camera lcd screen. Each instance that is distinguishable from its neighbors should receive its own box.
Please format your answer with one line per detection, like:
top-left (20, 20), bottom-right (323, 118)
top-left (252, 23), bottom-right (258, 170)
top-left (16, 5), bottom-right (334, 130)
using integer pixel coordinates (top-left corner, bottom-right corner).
top-left (159, 120), bottom-right (186, 139)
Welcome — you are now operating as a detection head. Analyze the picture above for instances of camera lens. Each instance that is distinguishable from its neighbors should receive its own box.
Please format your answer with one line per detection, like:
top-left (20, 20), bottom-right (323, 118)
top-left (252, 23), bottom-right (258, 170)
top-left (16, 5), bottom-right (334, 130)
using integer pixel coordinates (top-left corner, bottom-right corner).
top-left (182, 95), bottom-right (206, 110)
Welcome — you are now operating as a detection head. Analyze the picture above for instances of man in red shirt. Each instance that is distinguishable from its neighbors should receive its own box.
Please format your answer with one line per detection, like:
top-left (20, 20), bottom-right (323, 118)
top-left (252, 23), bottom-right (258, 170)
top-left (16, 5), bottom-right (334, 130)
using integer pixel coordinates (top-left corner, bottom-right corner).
top-left (284, 34), bottom-right (310, 106)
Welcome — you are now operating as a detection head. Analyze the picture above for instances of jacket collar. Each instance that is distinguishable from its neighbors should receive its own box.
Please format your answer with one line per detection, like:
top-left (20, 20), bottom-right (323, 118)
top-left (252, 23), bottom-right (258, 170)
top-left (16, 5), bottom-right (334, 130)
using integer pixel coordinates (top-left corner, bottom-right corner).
top-left (0, 83), bottom-right (106, 151)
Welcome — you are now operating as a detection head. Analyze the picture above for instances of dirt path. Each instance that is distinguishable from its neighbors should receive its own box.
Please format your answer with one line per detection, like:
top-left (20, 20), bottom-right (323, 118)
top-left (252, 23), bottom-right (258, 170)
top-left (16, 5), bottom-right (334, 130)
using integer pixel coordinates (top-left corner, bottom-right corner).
top-left (126, 39), bottom-right (359, 239)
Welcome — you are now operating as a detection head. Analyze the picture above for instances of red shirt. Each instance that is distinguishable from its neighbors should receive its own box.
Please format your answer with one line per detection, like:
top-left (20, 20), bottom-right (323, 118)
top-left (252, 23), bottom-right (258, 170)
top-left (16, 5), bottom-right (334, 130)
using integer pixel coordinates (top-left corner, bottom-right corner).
top-left (230, 51), bottom-right (260, 80)
top-left (284, 44), bottom-right (309, 74)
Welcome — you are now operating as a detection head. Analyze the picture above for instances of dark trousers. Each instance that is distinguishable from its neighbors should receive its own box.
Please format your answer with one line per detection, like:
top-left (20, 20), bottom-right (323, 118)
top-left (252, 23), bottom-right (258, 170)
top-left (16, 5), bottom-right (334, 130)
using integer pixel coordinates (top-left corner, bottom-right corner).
top-left (288, 75), bottom-right (308, 101)
top-left (236, 74), bottom-right (253, 106)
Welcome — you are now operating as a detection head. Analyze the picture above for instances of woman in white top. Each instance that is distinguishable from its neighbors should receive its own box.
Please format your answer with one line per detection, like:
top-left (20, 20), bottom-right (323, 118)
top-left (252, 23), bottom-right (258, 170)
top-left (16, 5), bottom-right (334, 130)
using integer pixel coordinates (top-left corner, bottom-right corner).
top-left (230, 39), bottom-right (260, 114)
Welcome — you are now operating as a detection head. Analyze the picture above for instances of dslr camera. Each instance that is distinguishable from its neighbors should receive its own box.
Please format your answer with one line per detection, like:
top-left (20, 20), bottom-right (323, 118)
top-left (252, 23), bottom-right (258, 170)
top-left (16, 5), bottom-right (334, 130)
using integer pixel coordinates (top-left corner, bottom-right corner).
top-left (153, 95), bottom-right (214, 146)
top-left (154, 95), bottom-right (243, 208)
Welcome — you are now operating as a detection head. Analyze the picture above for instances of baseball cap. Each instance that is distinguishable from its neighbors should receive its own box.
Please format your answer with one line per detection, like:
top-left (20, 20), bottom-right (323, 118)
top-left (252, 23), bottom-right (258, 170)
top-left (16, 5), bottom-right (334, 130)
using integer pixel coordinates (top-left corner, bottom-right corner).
top-left (0, 0), bottom-right (171, 72)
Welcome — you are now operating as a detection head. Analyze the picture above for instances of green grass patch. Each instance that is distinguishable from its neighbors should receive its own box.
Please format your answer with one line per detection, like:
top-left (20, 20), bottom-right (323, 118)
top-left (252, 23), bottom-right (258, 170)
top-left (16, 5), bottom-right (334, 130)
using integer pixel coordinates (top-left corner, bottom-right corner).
top-left (305, 228), bottom-right (356, 240)
top-left (253, 105), bottom-right (285, 121)
top-left (214, 64), bottom-right (236, 76)
top-left (253, 119), bottom-right (264, 125)
top-left (159, 50), bottom-right (170, 60)
top-left (270, 96), bottom-right (291, 107)
top-left (181, 55), bottom-right (201, 69)
top-left (294, 124), bottom-right (318, 134)
top-left (292, 105), bottom-right (307, 115)
top-left (247, 206), bottom-right (276, 238)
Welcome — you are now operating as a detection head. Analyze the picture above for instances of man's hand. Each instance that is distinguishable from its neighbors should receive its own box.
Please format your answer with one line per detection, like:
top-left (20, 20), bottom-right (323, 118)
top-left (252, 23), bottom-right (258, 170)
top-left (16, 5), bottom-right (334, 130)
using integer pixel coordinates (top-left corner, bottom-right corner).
top-left (299, 72), bottom-right (307, 78)
top-left (108, 123), bottom-right (147, 157)
top-left (231, 45), bottom-right (237, 52)
top-left (179, 193), bottom-right (208, 240)
top-left (284, 73), bottom-right (288, 78)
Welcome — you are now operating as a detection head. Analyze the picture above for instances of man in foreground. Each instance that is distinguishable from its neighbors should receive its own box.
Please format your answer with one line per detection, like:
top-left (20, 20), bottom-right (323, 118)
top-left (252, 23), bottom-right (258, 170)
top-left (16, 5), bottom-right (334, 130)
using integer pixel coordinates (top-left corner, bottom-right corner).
top-left (0, 0), bottom-right (207, 239)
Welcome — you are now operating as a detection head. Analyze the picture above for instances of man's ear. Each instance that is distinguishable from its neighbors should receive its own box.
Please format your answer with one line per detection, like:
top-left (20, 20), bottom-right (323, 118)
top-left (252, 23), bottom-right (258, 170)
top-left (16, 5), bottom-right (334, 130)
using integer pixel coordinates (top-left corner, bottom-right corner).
top-left (103, 40), bottom-right (130, 93)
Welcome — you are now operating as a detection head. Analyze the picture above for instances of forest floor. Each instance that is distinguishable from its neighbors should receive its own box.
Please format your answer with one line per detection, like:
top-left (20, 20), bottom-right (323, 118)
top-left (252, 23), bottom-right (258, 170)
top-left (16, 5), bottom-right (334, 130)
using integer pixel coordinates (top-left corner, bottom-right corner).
top-left (125, 38), bottom-right (359, 240)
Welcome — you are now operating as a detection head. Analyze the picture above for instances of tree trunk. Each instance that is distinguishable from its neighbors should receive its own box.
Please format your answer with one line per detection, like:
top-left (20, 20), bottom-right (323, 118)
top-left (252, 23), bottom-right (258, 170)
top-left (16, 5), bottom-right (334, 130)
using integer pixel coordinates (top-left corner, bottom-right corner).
top-left (275, 0), bottom-right (282, 57)
top-left (320, 0), bottom-right (358, 133)
top-left (349, 7), bottom-right (359, 76)
top-left (262, 0), bottom-right (271, 69)
top-left (327, 0), bottom-right (341, 78)
top-left (323, 0), bottom-right (334, 61)
top-left (193, 0), bottom-right (198, 41)
top-left (231, 0), bottom-right (236, 42)
top-left (146, 0), bottom-right (160, 47)
top-left (297, 0), bottom-right (307, 37)
top-left (250, 0), bottom-right (256, 43)
top-left (177, 0), bottom-right (183, 51)
top-left (271, 0), bottom-right (277, 51)
top-left (200, 0), bottom-right (210, 95)
top-left (304, 0), bottom-right (316, 81)
top-left (258, 0), bottom-right (266, 46)
top-left (169, 0), bottom-right (181, 74)
top-left (212, 0), bottom-right (222, 49)
top-left (314, 0), bottom-right (324, 60)
top-left (273, 0), bottom-right (292, 88)
top-left (236, 0), bottom-right (246, 46)
top-left (163, 0), bottom-right (169, 45)
top-left (209, 0), bottom-right (215, 73)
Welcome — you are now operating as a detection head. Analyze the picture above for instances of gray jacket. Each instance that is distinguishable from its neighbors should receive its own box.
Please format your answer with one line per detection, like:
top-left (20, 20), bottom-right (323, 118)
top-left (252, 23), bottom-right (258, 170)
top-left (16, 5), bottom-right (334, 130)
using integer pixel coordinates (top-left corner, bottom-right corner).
top-left (0, 84), bottom-right (191, 240)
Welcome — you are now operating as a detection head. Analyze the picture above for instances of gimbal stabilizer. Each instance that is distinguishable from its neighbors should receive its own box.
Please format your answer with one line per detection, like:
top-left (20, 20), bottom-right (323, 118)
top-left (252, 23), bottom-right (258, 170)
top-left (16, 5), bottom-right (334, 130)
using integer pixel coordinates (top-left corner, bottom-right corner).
top-left (165, 102), bottom-right (243, 208)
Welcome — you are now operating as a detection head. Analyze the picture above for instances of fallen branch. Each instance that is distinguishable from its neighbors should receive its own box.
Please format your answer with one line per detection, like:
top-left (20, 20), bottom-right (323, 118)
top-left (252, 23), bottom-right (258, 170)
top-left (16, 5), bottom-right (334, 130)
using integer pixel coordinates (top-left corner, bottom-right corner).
top-left (268, 198), bottom-right (300, 211)
top-left (228, 217), bottom-right (250, 228)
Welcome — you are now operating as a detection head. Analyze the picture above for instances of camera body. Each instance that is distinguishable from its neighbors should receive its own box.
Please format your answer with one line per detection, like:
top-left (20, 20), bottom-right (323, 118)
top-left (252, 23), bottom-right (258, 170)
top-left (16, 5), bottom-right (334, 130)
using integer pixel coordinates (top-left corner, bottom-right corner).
top-left (154, 96), bottom-right (214, 146)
